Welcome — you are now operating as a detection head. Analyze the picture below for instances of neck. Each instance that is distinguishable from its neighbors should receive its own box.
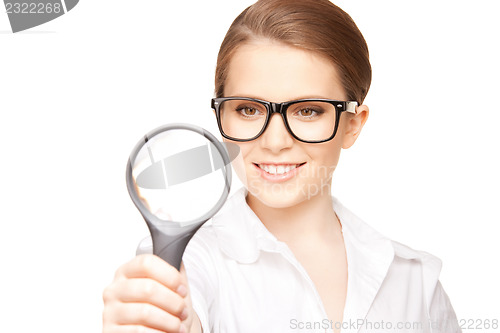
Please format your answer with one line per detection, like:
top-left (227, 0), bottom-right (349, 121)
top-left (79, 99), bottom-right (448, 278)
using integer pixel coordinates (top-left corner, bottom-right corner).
top-left (246, 190), bottom-right (342, 246)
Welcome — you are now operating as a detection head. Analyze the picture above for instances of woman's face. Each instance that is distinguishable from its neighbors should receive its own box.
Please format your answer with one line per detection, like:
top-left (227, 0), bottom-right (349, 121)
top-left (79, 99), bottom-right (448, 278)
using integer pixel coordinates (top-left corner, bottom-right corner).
top-left (223, 40), bottom-right (363, 209)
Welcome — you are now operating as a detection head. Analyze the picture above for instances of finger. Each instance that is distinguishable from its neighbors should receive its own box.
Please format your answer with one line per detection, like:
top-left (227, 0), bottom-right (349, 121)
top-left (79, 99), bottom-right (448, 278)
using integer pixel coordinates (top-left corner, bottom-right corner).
top-left (113, 278), bottom-right (188, 319)
top-left (109, 302), bottom-right (183, 333)
top-left (116, 255), bottom-right (183, 292)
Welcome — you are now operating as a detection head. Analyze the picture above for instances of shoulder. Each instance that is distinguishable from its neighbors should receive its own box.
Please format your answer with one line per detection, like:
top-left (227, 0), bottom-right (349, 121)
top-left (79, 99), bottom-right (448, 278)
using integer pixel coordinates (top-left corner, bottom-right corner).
top-left (391, 240), bottom-right (443, 268)
top-left (333, 195), bottom-right (445, 305)
top-left (388, 240), bottom-right (444, 307)
top-left (386, 241), bottom-right (460, 330)
top-left (390, 239), bottom-right (443, 279)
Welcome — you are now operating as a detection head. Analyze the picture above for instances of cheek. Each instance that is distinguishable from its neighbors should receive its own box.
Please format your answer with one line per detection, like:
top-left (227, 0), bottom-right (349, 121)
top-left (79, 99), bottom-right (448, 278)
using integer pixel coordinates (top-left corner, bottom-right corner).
top-left (308, 140), bottom-right (342, 169)
top-left (299, 142), bottom-right (342, 190)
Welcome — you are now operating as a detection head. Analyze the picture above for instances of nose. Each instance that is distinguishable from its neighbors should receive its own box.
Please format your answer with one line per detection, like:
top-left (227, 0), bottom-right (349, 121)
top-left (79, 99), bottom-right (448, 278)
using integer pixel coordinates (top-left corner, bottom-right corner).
top-left (259, 113), bottom-right (294, 152)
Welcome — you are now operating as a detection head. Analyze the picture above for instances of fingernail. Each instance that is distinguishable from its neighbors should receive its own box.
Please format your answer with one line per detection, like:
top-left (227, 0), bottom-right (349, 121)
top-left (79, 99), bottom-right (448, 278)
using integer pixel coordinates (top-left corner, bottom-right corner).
top-left (180, 307), bottom-right (189, 320)
top-left (179, 323), bottom-right (187, 333)
top-left (177, 284), bottom-right (187, 297)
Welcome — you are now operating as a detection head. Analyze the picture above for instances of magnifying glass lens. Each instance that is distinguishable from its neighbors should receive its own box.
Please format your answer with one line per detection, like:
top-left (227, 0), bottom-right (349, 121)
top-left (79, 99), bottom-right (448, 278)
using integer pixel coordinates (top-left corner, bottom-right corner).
top-left (131, 129), bottom-right (228, 224)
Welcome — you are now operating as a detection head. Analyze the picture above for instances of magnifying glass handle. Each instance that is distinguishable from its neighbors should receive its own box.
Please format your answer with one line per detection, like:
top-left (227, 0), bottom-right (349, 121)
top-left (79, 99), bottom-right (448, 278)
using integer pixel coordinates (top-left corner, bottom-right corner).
top-left (146, 221), bottom-right (203, 270)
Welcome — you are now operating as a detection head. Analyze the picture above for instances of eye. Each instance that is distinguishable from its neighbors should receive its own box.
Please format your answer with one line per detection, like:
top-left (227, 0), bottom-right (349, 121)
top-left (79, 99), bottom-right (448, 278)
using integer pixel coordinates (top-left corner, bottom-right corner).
top-left (235, 105), bottom-right (265, 118)
top-left (238, 107), bottom-right (259, 116)
top-left (298, 108), bottom-right (316, 117)
top-left (293, 107), bottom-right (324, 119)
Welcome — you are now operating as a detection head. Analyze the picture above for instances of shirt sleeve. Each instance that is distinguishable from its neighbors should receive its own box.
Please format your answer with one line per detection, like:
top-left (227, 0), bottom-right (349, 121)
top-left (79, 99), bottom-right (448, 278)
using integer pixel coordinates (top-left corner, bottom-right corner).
top-left (429, 281), bottom-right (461, 333)
top-left (182, 226), bottom-right (219, 333)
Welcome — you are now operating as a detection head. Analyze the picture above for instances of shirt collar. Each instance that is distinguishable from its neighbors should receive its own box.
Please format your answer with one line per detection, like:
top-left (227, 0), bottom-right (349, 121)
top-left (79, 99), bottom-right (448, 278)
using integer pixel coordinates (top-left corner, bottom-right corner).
top-left (331, 195), bottom-right (395, 326)
top-left (210, 187), bottom-right (395, 324)
top-left (211, 187), bottom-right (275, 263)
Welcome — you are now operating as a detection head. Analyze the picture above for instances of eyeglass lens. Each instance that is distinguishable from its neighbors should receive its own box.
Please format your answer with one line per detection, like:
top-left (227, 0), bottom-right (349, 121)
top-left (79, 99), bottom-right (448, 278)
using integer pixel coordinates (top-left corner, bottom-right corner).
top-left (219, 99), bottom-right (337, 141)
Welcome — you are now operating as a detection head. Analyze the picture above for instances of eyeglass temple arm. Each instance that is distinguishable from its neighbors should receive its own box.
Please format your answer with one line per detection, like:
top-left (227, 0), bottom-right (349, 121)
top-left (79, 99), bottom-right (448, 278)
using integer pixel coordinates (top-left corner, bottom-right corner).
top-left (345, 101), bottom-right (358, 114)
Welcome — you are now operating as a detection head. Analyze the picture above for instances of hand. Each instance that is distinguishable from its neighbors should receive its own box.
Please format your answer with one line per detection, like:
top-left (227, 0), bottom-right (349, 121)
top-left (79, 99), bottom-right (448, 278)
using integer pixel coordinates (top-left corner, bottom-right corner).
top-left (103, 254), bottom-right (199, 333)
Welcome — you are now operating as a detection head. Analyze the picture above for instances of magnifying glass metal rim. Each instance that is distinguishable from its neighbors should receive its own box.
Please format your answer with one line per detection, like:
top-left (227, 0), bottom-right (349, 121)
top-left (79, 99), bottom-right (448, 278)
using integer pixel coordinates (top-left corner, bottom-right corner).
top-left (125, 123), bottom-right (232, 269)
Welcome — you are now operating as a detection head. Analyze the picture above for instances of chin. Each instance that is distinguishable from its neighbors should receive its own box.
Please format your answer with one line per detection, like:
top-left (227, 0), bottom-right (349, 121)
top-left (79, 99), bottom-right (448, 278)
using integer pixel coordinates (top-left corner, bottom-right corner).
top-left (247, 188), bottom-right (307, 209)
top-left (246, 178), bottom-right (322, 209)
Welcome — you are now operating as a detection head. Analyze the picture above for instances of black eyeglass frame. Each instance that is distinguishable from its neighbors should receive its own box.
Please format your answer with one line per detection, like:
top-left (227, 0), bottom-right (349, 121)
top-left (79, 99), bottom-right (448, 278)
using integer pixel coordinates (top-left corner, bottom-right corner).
top-left (211, 97), bottom-right (358, 144)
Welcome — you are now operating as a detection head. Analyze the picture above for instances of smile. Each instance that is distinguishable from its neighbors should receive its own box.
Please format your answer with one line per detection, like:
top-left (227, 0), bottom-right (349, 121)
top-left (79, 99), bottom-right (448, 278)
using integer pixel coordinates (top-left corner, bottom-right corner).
top-left (256, 163), bottom-right (302, 175)
top-left (252, 162), bottom-right (307, 182)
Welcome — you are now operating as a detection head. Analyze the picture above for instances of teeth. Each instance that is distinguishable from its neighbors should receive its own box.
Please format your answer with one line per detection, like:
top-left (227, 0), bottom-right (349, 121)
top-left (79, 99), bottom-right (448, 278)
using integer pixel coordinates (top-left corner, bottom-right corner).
top-left (258, 164), bottom-right (300, 175)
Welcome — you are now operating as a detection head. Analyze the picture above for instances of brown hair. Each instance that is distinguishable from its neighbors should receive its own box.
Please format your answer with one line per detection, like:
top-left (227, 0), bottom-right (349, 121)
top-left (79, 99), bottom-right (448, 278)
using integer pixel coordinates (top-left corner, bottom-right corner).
top-left (215, 0), bottom-right (371, 105)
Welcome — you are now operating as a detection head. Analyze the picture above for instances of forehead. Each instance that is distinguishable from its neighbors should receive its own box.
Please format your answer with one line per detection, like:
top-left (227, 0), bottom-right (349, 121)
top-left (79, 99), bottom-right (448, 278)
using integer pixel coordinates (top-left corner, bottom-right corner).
top-left (224, 40), bottom-right (346, 102)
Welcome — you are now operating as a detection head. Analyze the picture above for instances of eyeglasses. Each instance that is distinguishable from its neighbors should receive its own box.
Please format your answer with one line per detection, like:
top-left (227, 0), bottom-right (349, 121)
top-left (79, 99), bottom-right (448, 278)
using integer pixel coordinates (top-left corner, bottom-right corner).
top-left (211, 97), bottom-right (358, 143)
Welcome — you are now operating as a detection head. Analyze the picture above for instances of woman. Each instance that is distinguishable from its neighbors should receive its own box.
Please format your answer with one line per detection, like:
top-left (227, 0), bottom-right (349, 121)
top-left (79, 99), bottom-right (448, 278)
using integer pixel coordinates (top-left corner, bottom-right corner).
top-left (102, 1), bottom-right (460, 332)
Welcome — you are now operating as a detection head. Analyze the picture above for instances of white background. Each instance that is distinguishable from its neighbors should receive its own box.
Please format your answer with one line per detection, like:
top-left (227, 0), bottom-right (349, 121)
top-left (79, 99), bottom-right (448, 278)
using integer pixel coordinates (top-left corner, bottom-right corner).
top-left (1, 1), bottom-right (499, 332)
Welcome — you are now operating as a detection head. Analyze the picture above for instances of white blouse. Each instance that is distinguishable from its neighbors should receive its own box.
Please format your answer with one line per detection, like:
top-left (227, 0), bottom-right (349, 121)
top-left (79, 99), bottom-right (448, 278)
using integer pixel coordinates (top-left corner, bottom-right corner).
top-left (181, 187), bottom-right (460, 332)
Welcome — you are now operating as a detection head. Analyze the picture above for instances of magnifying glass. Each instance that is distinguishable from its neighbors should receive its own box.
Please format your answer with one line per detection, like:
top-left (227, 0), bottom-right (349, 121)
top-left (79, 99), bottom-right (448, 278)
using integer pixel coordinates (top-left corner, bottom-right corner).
top-left (126, 123), bottom-right (239, 270)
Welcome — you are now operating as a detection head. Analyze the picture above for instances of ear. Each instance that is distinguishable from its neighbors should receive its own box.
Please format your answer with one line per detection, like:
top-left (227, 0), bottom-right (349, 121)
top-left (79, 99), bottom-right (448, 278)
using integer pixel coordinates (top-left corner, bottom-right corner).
top-left (342, 104), bottom-right (369, 149)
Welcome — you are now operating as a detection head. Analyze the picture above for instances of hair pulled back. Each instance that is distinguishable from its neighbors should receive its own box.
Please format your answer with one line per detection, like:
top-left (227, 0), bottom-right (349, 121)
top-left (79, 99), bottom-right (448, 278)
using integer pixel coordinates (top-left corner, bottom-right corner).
top-left (215, 0), bottom-right (372, 105)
